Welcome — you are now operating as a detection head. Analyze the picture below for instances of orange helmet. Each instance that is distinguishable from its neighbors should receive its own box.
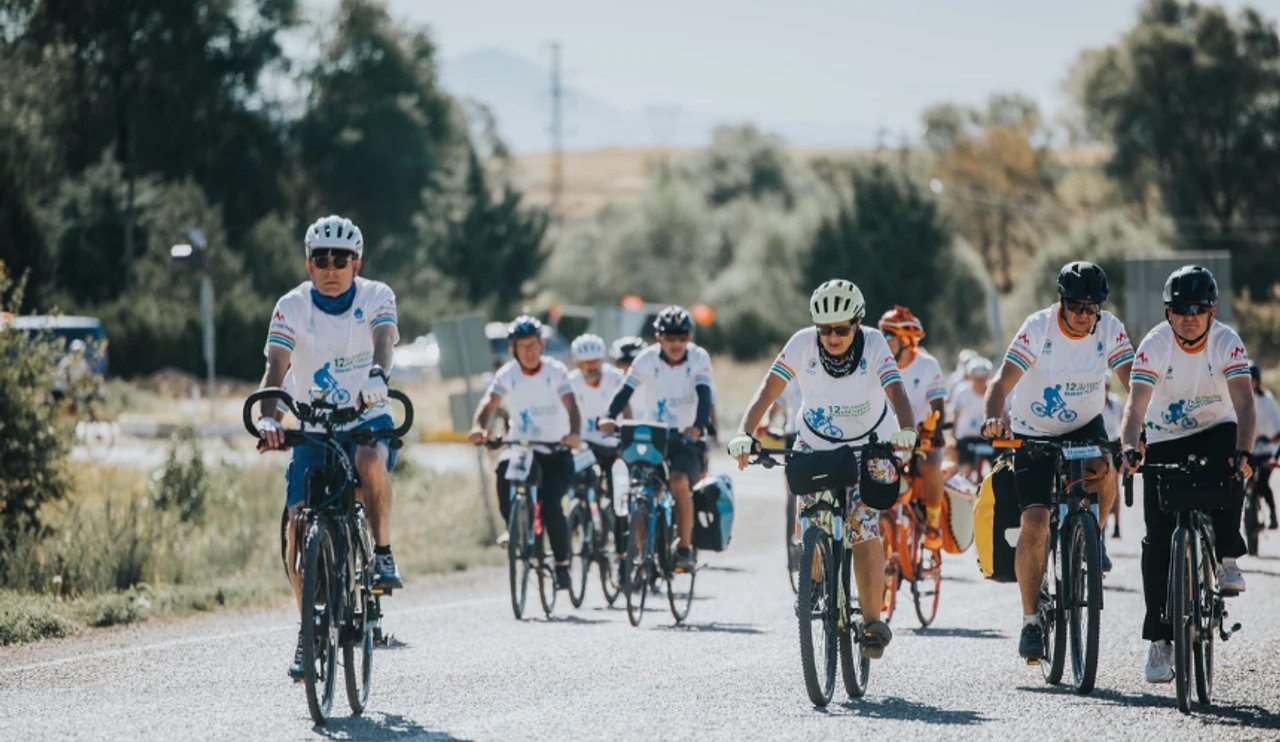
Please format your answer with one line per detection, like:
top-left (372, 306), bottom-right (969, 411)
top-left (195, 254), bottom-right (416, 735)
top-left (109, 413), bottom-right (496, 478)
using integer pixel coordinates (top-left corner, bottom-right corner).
top-left (878, 305), bottom-right (926, 343)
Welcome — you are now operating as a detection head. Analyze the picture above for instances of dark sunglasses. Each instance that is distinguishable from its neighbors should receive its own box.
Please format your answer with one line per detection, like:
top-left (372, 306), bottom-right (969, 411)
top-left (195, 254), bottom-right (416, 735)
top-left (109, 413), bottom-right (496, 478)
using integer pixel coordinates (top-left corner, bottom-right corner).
top-left (1168, 302), bottom-right (1212, 317)
top-left (311, 252), bottom-right (352, 270)
top-left (1063, 300), bottom-right (1100, 316)
top-left (659, 333), bottom-right (690, 341)
top-left (817, 324), bottom-right (855, 337)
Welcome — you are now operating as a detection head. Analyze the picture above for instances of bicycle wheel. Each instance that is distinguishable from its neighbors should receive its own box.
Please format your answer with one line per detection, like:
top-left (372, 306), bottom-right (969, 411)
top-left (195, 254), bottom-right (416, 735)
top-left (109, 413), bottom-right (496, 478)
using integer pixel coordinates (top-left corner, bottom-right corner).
top-left (797, 526), bottom-right (837, 707)
top-left (624, 499), bottom-right (650, 627)
top-left (666, 520), bottom-right (695, 624)
top-left (537, 529), bottom-right (558, 618)
top-left (787, 494), bottom-right (800, 594)
top-left (1244, 485), bottom-right (1260, 557)
top-left (1040, 544), bottom-right (1067, 684)
top-left (879, 515), bottom-right (899, 624)
top-left (507, 496), bottom-right (531, 620)
top-left (1193, 530), bottom-right (1215, 706)
top-left (343, 532), bottom-right (374, 714)
top-left (598, 506), bottom-right (621, 606)
top-left (838, 549), bottom-right (872, 699)
top-left (911, 523), bottom-right (942, 629)
top-left (1171, 529), bottom-right (1194, 713)
top-left (567, 503), bottom-right (591, 608)
top-left (1066, 515), bottom-right (1102, 694)
top-left (301, 520), bottom-right (338, 725)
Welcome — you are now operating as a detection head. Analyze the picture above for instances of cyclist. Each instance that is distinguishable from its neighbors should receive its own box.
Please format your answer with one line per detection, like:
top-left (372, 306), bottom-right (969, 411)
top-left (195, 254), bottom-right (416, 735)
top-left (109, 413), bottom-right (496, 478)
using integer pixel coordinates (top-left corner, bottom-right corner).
top-left (1117, 265), bottom-right (1256, 683)
top-left (1250, 364), bottom-right (1280, 530)
top-left (947, 348), bottom-right (980, 398)
top-left (981, 261), bottom-right (1134, 662)
top-left (468, 316), bottom-right (583, 591)
top-left (728, 279), bottom-right (919, 658)
top-left (878, 306), bottom-right (948, 548)
top-left (254, 215), bottom-right (403, 679)
top-left (600, 306), bottom-right (711, 573)
top-left (1101, 371), bottom-right (1125, 538)
top-left (568, 333), bottom-right (629, 558)
top-left (950, 356), bottom-right (993, 481)
top-left (611, 335), bottom-right (648, 418)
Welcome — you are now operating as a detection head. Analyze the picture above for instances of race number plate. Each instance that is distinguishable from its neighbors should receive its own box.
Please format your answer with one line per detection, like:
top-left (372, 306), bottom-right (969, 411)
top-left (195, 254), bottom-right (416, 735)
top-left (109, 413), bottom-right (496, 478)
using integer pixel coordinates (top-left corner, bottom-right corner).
top-left (1061, 445), bottom-right (1102, 461)
top-left (573, 448), bottom-right (598, 474)
top-left (504, 446), bottom-right (535, 481)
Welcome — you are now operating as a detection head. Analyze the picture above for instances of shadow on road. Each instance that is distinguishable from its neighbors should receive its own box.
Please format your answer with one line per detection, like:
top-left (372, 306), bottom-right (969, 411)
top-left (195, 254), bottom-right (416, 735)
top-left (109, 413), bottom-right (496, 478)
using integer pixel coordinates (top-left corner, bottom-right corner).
top-left (659, 621), bottom-right (765, 635)
top-left (543, 614), bottom-right (609, 625)
top-left (1103, 584), bottom-right (1140, 594)
top-left (699, 564), bottom-right (750, 574)
top-left (832, 696), bottom-right (988, 725)
top-left (315, 712), bottom-right (465, 741)
top-left (908, 627), bottom-right (1006, 640)
top-left (1088, 687), bottom-right (1280, 729)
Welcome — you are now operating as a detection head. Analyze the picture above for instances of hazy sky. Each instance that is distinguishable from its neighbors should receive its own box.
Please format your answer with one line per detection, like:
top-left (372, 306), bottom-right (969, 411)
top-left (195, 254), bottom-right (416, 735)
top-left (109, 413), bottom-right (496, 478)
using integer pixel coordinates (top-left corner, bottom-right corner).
top-left (308, 0), bottom-right (1276, 141)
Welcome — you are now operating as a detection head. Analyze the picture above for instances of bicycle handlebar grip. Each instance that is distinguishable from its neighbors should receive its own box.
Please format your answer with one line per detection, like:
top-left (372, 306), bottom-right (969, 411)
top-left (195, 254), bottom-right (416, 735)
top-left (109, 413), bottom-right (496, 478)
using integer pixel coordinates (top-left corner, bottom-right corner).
top-left (991, 439), bottom-right (1021, 449)
top-left (242, 387), bottom-right (295, 437)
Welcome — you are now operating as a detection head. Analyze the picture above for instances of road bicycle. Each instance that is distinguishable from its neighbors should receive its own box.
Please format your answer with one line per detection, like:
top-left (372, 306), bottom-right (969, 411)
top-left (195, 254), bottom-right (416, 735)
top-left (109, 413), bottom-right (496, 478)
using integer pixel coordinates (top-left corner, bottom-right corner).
top-left (1125, 459), bottom-right (1243, 713)
top-left (992, 437), bottom-right (1118, 695)
top-left (880, 435), bottom-right (943, 628)
top-left (242, 387), bottom-right (414, 725)
top-left (566, 443), bottom-right (622, 607)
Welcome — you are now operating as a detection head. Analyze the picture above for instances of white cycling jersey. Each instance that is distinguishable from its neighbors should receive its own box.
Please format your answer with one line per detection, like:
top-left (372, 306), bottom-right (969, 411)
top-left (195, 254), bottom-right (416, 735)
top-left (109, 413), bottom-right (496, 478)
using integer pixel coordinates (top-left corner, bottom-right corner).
top-left (489, 358), bottom-right (575, 443)
top-left (1254, 390), bottom-right (1280, 455)
top-left (771, 327), bottom-right (902, 451)
top-left (1130, 320), bottom-right (1251, 444)
top-left (265, 277), bottom-right (398, 430)
top-left (570, 364), bottom-right (625, 446)
top-left (773, 380), bottom-right (803, 435)
top-left (1005, 305), bottom-right (1134, 437)
top-left (898, 347), bottom-right (947, 427)
top-left (622, 344), bottom-right (714, 430)
top-left (949, 381), bottom-right (986, 440)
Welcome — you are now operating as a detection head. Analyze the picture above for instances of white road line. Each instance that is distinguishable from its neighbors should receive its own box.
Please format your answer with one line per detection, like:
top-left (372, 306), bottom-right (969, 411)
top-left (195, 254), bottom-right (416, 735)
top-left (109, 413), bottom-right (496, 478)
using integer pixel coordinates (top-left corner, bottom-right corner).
top-left (0, 595), bottom-right (502, 675)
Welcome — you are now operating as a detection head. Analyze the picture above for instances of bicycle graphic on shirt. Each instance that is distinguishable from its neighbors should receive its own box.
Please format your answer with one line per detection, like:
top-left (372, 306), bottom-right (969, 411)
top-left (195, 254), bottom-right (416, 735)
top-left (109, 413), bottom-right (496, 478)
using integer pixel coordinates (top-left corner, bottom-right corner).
top-left (517, 410), bottom-right (543, 437)
top-left (803, 407), bottom-right (846, 438)
top-left (1031, 384), bottom-right (1078, 423)
top-left (655, 399), bottom-right (674, 426)
top-left (1161, 400), bottom-right (1198, 430)
top-left (313, 362), bottom-right (351, 406)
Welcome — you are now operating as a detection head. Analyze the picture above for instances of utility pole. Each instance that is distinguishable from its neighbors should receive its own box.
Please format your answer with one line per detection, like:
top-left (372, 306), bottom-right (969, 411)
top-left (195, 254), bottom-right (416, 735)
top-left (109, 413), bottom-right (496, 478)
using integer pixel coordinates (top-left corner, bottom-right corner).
top-left (549, 42), bottom-right (564, 222)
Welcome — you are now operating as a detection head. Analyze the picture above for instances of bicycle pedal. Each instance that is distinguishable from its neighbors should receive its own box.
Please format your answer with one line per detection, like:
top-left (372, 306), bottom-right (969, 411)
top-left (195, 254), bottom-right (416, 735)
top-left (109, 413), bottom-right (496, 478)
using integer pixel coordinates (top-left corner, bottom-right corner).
top-left (1025, 658), bottom-right (1042, 666)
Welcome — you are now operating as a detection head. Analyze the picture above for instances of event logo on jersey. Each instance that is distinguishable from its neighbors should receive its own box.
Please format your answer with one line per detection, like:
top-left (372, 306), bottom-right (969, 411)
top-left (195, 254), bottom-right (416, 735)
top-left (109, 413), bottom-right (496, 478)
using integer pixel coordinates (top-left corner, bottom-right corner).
top-left (1229, 346), bottom-right (1246, 360)
top-left (804, 407), bottom-right (846, 438)
top-left (274, 310), bottom-right (287, 322)
top-left (312, 362), bottom-right (351, 405)
top-left (333, 351), bottom-right (373, 371)
top-left (1017, 333), bottom-right (1031, 346)
top-left (517, 410), bottom-right (542, 436)
top-left (656, 399), bottom-right (673, 425)
top-left (1030, 384), bottom-right (1077, 423)
top-left (1160, 400), bottom-right (1198, 430)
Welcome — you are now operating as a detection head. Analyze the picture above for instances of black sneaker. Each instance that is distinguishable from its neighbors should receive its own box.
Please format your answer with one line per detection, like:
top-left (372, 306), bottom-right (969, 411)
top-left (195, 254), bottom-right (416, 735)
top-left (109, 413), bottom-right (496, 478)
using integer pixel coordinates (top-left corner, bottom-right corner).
top-left (554, 565), bottom-right (572, 591)
top-left (1019, 623), bottom-right (1045, 661)
top-left (675, 547), bottom-right (696, 573)
top-left (1100, 542), bottom-right (1113, 573)
top-left (373, 552), bottom-right (403, 590)
top-left (288, 632), bottom-right (306, 681)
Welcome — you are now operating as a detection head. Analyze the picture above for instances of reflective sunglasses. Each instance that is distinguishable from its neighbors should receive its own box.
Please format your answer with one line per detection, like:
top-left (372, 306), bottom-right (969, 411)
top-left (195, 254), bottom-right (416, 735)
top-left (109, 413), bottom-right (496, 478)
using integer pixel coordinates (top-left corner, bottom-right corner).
top-left (311, 252), bottom-right (352, 270)
top-left (817, 324), bottom-right (855, 337)
top-left (1063, 300), bottom-right (1100, 316)
top-left (1168, 302), bottom-right (1212, 317)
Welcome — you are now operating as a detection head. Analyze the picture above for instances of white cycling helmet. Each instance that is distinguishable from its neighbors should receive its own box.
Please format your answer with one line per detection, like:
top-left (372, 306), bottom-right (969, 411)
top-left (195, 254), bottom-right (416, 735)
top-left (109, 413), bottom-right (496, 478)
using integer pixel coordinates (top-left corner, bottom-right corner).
top-left (304, 215), bottom-right (363, 258)
top-left (571, 333), bottom-right (606, 362)
top-left (965, 357), bottom-right (993, 378)
top-left (809, 279), bottom-right (866, 325)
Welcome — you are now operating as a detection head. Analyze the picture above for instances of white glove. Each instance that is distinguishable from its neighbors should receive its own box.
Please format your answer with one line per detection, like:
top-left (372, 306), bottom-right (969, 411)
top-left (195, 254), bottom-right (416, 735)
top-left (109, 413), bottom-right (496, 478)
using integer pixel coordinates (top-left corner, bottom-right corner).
top-left (889, 428), bottom-right (918, 449)
top-left (360, 367), bottom-right (389, 406)
top-left (255, 416), bottom-right (283, 435)
top-left (727, 433), bottom-right (756, 458)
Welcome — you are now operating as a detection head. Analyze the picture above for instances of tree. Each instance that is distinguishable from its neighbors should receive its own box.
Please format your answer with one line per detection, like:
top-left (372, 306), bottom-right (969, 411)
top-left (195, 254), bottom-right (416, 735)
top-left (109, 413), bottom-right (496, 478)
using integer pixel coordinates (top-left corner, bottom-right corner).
top-left (1073, 0), bottom-right (1280, 294)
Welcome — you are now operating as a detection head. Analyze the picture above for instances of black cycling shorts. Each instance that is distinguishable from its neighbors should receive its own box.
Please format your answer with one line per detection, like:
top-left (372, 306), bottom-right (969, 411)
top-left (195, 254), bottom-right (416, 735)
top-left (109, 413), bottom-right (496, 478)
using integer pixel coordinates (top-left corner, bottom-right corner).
top-left (1012, 415), bottom-right (1108, 511)
top-left (666, 437), bottom-right (706, 481)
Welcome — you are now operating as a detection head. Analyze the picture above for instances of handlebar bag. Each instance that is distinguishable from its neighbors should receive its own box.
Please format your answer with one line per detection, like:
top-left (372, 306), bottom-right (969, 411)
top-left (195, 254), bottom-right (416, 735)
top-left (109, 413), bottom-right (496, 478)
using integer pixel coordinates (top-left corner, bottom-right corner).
top-left (785, 446), bottom-right (859, 496)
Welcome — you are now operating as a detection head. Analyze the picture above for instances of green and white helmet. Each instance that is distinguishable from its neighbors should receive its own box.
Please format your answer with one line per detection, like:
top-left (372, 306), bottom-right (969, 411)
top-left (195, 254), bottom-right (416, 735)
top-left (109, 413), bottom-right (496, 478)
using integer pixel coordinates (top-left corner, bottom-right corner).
top-left (809, 279), bottom-right (865, 325)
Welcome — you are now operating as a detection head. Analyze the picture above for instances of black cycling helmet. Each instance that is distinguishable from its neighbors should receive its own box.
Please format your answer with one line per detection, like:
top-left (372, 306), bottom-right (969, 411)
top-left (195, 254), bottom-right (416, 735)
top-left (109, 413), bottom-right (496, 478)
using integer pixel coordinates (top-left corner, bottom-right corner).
top-left (1162, 265), bottom-right (1218, 307)
top-left (507, 315), bottom-right (543, 341)
top-left (1057, 261), bottom-right (1110, 303)
top-left (653, 305), bottom-right (694, 335)
top-left (610, 336), bottom-right (646, 364)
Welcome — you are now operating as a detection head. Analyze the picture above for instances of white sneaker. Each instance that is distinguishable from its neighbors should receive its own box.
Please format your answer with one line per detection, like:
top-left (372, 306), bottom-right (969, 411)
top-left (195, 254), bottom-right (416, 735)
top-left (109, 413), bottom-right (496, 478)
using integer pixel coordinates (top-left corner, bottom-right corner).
top-left (1218, 560), bottom-right (1246, 595)
top-left (1145, 641), bottom-right (1174, 684)
top-left (496, 531), bottom-right (510, 548)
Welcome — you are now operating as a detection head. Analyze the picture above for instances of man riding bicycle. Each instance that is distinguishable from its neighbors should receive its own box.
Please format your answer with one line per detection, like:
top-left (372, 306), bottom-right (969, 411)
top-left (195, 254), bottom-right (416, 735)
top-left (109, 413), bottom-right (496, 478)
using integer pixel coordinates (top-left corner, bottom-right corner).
top-left (1117, 265), bottom-right (1256, 683)
top-left (728, 279), bottom-right (919, 658)
top-left (568, 333), bottom-right (629, 559)
top-left (878, 306), bottom-right (948, 548)
top-left (254, 215), bottom-right (403, 679)
top-left (981, 261), bottom-right (1134, 662)
top-left (469, 316), bottom-right (583, 591)
top-left (1249, 364), bottom-right (1280, 530)
top-left (600, 306), bottom-right (712, 573)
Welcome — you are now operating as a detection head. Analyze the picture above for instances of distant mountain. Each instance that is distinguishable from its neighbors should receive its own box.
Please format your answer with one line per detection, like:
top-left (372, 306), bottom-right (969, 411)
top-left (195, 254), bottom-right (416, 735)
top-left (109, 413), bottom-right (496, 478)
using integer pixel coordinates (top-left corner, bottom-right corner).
top-left (439, 48), bottom-right (877, 152)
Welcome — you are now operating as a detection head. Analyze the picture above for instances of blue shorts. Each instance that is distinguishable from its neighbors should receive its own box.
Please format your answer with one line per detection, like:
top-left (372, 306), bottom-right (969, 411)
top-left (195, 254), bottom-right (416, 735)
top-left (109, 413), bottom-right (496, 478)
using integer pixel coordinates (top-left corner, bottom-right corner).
top-left (285, 415), bottom-right (398, 507)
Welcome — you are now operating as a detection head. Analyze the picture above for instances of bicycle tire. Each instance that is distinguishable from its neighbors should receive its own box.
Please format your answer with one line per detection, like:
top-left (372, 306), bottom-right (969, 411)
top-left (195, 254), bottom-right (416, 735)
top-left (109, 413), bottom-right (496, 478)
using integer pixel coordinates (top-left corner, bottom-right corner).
top-left (838, 549), bottom-right (872, 699)
top-left (1171, 529), bottom-right (1193, 713)
top-left (301, 519), bottom-right (338, 725)
top-left (507, 496), bottom-right (531, 620)
top-left (598, 507), bottom-right (621, 606)
top-left (537, 529), bottom-right (558, 618)
top-left (343, 530), bottom-right (374, 714)
top-left (797, 526), bottom-right (838, 707)
top-left (1041, 544), bottom-right (1067, 685)
top-left (666, 520), bottom-right (695, 624)
top-left (787, 494), bottom-right (800, 595)
top-left (1193, 529), bottom-right (1215, 706)
top-left (567, 504), bottom-right (590, 608)
top-left (1067, 515), bottom-right (1102, 694)
top-left (910, 524), bottom-right (941, 628)
top-left (624, 499), bottom-right (650, 627)
top-left (1244, 484), bottom-right (1260, 557)
top-left (879, 515), bottom-right (899, 624)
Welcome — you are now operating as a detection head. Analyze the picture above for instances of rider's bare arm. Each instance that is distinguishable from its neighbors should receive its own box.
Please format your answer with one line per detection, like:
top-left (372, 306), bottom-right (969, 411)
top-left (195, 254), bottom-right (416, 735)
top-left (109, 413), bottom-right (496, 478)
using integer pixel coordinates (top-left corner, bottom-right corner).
top-left (1114, 361), bottom-right (1133, 392)
top-left (983, 360), bottom-right (1023, 422)
top-left (472, 390), bottom-right (503, 433)
top-left (260, 345), bottom-right (291, 421)
top-left (885, 379), bottom-right (916, 430)
top-left (372, 325), bottom-right (395, 374)
top-left (561, 392), bottom-right (582, 438)
top-left (1228, 376), bottom-right (1257, 452)
top-left (736, 373), bottom-right (788, 436)
top-left (1119, 383), bottom-right (1152, 452)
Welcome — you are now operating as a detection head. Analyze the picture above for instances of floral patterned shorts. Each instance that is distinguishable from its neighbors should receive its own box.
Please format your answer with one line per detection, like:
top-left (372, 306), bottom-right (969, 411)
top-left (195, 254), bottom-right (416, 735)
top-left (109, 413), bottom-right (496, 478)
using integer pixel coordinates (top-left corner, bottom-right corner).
top-left (794, 440), bottom-right (881, 545)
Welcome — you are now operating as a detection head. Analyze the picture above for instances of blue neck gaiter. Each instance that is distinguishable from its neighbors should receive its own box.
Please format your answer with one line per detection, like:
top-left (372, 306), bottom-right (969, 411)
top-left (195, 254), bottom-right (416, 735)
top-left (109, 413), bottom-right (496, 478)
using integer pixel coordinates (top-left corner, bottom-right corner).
top-left (311, 283), bottom-right (357, 315)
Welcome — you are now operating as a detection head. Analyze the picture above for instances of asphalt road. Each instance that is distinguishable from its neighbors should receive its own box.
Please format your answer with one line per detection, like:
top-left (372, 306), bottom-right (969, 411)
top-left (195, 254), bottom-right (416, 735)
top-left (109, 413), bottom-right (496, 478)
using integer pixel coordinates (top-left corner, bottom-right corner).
top-left (3, 452), bottom-right (1279, 741)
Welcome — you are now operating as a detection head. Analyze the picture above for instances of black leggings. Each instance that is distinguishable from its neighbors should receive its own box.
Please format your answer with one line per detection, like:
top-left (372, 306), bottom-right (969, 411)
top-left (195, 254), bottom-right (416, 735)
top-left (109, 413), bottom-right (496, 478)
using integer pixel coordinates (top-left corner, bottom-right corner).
top-left (496, 449), bottom-right (573, 563)
top-left (1140, 423), bottom-right (1246, 641)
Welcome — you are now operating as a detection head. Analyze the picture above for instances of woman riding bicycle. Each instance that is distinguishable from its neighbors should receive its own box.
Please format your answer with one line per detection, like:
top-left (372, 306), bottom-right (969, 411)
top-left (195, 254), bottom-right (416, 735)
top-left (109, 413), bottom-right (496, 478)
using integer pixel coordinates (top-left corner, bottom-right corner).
top-left (1117, 265), bottom-right (1256, 684)
top-left (727, 279), bottom-right (919, 659)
